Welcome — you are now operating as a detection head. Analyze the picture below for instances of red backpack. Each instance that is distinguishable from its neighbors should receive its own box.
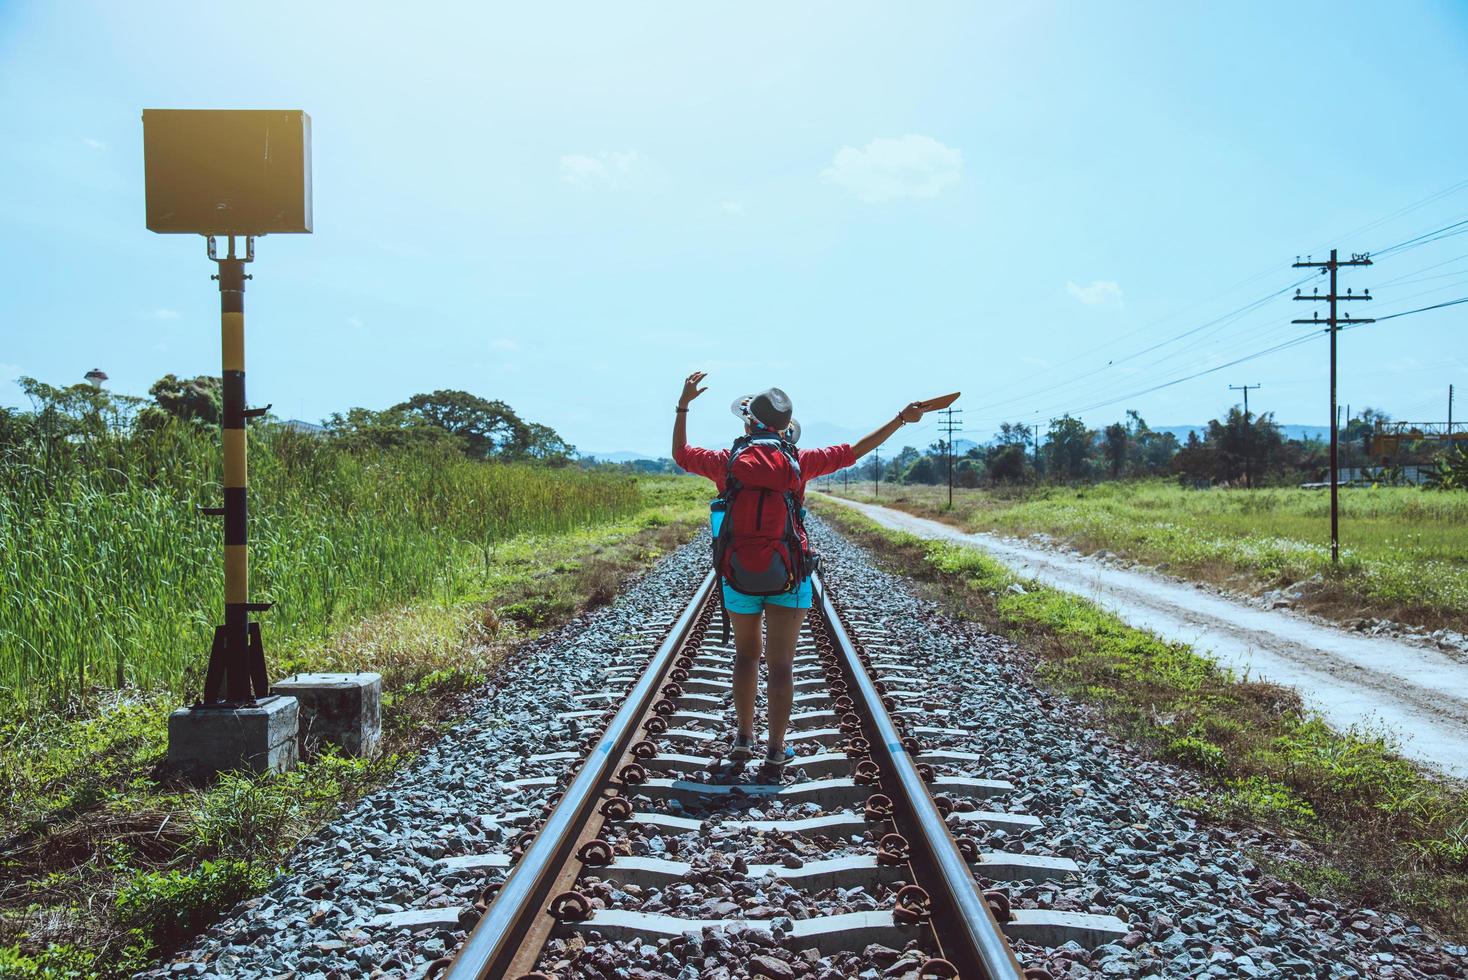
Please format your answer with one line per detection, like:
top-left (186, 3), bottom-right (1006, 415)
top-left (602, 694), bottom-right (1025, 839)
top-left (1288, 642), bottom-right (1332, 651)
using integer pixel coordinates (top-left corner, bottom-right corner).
top-left (711, 432), bottom-right (813, 638)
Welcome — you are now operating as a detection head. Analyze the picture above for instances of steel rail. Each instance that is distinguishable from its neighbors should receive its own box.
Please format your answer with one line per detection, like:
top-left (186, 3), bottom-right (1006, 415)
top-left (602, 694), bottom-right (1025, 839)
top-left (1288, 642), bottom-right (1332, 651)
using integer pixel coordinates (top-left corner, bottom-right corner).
top-left (444, 570), bottom-right (717, 980)
top-left (814, 572), bottom-right (1026, 980)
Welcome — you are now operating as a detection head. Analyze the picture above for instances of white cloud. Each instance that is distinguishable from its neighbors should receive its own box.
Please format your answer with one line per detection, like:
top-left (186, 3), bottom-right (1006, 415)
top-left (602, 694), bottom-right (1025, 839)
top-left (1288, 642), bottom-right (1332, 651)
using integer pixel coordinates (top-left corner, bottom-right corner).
top-left (347, 315), bottom-right (364, 329)
top-left (1066, 280), bottom-right (1124, 306)
top-left (147, 308), bottom-right (181, 320)
top-left (560, 150), bottom-right (639, 185)
top-left (719, 200), bottom-right (746, 216)
top-left (821, 135), bottom-right (962, 203)
top-left (82, 137), bottom-right (108, 151)
top-left (489, 338), bottom-right (520, 351)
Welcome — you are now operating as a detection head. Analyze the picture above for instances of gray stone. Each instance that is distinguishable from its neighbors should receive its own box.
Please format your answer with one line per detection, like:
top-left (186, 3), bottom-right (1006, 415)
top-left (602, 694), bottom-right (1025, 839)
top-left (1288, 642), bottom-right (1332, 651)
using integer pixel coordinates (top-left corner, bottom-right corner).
top-left (167, 695), bottom-right (299, 777)
top-left (273, 672), bottom-right (382, 758)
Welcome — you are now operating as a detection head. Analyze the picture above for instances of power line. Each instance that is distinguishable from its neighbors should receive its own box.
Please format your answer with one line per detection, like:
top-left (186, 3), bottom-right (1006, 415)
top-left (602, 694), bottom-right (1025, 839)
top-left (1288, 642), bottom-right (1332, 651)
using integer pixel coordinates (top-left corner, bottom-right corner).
top-left (1355, 294), bottom-right (1468, 323)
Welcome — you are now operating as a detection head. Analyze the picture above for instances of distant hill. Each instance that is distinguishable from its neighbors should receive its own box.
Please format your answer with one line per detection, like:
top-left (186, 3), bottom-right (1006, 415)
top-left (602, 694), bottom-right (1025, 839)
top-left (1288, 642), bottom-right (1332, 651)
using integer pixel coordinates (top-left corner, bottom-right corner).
top-left (580, 450), bottom-right (659, 463)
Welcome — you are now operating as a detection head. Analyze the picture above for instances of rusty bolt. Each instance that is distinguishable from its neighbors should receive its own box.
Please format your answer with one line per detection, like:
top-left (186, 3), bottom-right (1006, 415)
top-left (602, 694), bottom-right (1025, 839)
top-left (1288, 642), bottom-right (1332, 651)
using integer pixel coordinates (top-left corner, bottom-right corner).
top-left (864, 793), bottom-right (895, 821)
top-left (893, 884), bottom-right (933, 925)
top-left (876, 832), bottom-right (910, 865)
top-left (600, 796), bottom-right (633, 821)
top-left (577, 839), bottom-right (614, 866)
top-left (547, 890), bottom-right (593, 921)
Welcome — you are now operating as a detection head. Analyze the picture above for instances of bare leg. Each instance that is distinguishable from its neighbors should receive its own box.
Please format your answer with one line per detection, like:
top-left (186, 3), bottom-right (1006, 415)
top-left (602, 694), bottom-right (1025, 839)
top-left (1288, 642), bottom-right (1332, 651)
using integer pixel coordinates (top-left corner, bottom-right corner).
top-left (762, 605), bottom-right (808, 754)
top-left (729, 610), bottom-right (763, 741)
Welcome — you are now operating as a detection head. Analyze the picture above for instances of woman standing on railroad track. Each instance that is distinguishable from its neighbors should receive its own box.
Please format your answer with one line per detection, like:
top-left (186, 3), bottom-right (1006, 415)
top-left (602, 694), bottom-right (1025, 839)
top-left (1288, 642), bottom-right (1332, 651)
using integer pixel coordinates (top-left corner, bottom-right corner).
top-left (671, 371), bottom-right (945, 769)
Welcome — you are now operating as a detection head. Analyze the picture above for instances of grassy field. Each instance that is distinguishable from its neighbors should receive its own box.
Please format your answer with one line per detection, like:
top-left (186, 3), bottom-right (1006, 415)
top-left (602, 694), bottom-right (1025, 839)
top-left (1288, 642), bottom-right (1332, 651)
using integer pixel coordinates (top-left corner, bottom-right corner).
top-left (0, 473), bottom-right (709, 979)
top-left (1, 421), bottom-right (641, 717)
top-left (814, 500), bottom-right (1468, 941)
top-left (822, 480), bottom-right (1468, 632)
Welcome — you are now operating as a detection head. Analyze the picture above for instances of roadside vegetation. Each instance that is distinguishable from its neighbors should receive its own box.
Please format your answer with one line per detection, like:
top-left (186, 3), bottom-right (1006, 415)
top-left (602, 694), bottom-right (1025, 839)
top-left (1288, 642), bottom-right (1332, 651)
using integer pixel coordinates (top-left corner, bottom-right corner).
top-left (0, 373), bottom-right (708, 978)
top-left (815, 501), bottom-right (1468, 941)
top-left (823, 480), bottom-right (1468, 634)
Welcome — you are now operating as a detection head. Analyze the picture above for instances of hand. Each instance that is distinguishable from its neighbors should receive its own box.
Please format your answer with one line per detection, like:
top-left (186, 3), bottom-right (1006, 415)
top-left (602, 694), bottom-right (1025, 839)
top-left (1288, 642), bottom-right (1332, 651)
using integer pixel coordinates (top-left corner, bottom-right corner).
top-left (679, 371), bottom-right (709, 409)
top-left (898, 401), bottom-right (924, 423)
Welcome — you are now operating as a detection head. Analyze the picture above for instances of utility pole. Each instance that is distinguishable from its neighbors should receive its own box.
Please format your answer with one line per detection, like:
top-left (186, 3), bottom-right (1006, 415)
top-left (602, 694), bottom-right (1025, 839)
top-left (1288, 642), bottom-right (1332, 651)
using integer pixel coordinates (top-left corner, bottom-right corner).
top-left (1293, 248), bottom-right (1374, 564)
top-left (1228, 383), bottom-right (1262, 489)
top-left (1449, 384), bottom-right (1455, 444)
top-left (873, 447), bottom-right (881, 500)
top-left (936, 406), bottom-right (963, 507)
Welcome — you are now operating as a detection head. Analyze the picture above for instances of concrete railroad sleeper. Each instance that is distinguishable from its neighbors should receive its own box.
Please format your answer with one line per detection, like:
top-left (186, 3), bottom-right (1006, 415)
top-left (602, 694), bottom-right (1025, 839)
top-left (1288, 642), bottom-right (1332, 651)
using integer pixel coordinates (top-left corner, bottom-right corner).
top-left (432, 570), bottom-right (1124, 979)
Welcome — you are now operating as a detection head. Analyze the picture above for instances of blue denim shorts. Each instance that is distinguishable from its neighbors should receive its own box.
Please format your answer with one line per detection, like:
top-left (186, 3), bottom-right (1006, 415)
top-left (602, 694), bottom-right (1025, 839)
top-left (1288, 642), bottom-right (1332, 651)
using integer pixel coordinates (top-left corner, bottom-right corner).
top-left (722, 576), bottom-right (813, 615)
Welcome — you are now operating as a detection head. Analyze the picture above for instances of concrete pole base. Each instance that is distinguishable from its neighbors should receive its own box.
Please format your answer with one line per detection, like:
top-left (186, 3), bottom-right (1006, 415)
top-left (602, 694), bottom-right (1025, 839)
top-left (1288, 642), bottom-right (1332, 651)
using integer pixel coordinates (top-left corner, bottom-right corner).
top-left (166, 695), bottom-right (299, 778)
top-left (272, 672), bottom-right (382, 758)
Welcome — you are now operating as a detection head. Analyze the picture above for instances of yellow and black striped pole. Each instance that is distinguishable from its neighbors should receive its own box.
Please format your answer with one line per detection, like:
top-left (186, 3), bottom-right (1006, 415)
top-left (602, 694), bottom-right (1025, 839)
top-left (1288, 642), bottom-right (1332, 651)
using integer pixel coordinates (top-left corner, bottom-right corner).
top-left (201, 235), bottom-right (271, 705)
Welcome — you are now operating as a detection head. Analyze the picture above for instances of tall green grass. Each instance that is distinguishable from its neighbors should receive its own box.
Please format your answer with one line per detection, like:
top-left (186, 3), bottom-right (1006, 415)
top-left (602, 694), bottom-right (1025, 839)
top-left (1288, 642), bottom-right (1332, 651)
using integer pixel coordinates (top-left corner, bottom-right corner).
top-left (0, 422), bottom-right (639, 716)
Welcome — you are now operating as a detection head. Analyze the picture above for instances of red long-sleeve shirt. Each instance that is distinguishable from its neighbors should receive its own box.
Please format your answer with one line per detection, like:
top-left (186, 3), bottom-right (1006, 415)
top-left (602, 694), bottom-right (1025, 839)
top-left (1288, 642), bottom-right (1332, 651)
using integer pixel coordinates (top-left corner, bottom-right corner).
top-left (674, 442), bottom-right (856, 506)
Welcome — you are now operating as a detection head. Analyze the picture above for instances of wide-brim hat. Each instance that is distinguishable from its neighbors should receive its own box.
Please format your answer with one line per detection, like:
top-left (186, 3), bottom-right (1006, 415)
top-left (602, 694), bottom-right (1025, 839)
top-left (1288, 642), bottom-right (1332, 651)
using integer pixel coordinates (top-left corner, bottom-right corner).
top-left (731, 387), bottom-right (800, 444)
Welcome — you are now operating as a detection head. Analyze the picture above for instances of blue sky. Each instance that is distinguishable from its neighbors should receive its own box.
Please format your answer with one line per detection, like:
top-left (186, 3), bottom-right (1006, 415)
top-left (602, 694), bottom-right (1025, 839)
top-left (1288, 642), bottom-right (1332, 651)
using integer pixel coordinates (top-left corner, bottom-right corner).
top-left (2, 1), bottom-right (1466, 457)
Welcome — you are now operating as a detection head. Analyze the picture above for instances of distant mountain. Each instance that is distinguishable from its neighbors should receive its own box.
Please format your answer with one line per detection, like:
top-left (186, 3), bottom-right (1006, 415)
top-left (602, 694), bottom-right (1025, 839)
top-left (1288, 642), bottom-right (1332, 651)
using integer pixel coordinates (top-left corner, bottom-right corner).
top-left (580, 450), bottom-right (661, 463)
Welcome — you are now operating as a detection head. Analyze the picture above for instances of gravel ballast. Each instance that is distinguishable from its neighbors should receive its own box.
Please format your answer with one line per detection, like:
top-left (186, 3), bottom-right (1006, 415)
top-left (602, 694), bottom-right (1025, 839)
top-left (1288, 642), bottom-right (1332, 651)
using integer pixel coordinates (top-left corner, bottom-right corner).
top-left (138, 539), bottom-right (710, 979)
top-left (138, 517), bottom-right (1467, 979)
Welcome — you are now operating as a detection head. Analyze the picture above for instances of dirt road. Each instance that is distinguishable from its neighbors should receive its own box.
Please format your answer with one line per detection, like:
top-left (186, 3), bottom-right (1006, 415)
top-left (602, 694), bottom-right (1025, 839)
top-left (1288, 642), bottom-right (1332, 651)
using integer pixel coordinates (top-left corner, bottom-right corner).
top-left (819, 494), bottom-right (1468, 780)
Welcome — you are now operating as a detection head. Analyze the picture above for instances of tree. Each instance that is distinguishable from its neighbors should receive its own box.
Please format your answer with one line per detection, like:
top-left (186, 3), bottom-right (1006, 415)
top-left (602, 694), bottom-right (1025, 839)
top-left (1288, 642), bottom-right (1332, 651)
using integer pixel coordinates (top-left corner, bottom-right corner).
top-left (996, 422), bottom-right (1032, 447)
top-left (524, 422), bottom-right (576, 464)
top-left (1171, 430), bottom-right (1214, 485)
top-left (985, 442), bottom-right (1028, 484)
top-left (324, 406), bottom-right (464, 453)
top-left (1102, 421), bottom-right (1129, 478)
top-left (1208, 408), bottom-right (1283, 484)
top-left (1044, 415), bottom-right (1093, 482)
top-left (903, 455), bottom-right (939, 484)
top-left (393, 390), bottom-right (531, 459)
top-left (146, 374), bottom-right (222, 427)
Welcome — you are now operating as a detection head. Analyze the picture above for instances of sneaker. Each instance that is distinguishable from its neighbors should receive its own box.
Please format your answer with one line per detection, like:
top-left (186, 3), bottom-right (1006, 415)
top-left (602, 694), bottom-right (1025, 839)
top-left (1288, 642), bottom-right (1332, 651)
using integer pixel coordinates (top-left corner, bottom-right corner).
top-left (729, 733), bottom-right (756, 761)
top-left (763, 744), bottom-right (796, 768)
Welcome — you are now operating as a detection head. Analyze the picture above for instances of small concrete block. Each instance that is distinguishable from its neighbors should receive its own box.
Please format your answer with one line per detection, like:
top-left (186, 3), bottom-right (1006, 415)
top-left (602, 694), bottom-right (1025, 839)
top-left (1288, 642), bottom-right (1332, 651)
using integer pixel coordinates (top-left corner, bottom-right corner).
top-left (167, 696), bottom-right (299, 778)
top-left (273, 672), bottom-right (381, 758)
top-left (368, 906), bottom-right (467, 930)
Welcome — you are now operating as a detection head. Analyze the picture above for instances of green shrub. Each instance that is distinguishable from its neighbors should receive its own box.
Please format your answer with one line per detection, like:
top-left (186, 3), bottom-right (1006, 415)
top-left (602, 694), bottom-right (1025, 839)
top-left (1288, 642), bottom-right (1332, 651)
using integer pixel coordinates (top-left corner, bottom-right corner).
top-left (1164, 735), bottom-right (1225, 771)
top-left (1218, 776), bottom-right (1318, 829)
top-left (191, 774), bottom-right (297, 860)
top-left (114, 859), bottom-right (274, 950)
top-left (0, 933), bottom-right (154, 980)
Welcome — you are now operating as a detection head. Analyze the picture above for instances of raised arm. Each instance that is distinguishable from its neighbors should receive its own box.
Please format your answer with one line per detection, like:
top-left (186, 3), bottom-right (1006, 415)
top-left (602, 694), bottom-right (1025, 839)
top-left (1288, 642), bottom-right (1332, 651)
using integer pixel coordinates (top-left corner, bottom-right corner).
top-left (672, 370), bottom-right (708, 458)
top-left (850, 401), bottom-right (926, 461)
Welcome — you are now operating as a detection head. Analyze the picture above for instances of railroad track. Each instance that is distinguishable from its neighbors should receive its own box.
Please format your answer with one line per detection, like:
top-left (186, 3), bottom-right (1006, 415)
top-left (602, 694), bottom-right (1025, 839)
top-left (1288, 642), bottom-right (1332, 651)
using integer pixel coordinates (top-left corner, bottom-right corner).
top-left (431, 571), bottom-right (1126, 979)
